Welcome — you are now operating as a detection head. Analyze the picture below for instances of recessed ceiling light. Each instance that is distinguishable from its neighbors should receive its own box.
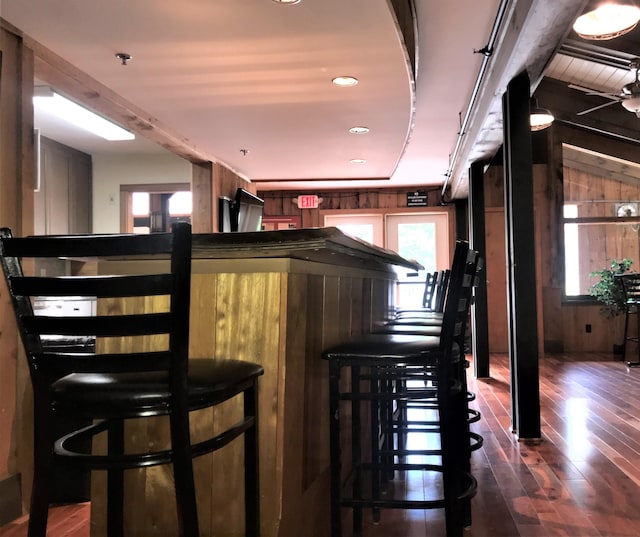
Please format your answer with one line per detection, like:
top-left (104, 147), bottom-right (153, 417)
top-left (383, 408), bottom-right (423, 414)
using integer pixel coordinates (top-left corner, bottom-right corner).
top-left (573, 3), bottom-right (640, 40)
top-left (349, 159), bottom-right (367, 164)
top-left (349, 126), bottom-right (370, 134)
top-left (332, 76), bottom-right (359, 87)
top-left (272, 0), bottom-right (301, 4)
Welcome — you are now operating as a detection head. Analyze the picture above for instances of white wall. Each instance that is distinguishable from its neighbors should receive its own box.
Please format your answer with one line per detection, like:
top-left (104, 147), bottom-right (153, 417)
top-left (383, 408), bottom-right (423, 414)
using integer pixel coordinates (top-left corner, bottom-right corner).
top-left (92, 153), bottom-right (191, 233)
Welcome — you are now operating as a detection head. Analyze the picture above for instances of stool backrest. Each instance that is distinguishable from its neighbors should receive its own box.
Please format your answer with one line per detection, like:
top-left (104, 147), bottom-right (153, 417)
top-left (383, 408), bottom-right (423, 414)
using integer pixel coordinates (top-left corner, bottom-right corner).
top-left (433, 269), bottom-right (451, 313)
top-left (0, 223), bottom-right (192, 383)
top-left (421, 271), bottom-right (438, 310)
top-left (617, 273), bottom-right (640, 306)
top-left (439, 240), bottom-right (478, 357)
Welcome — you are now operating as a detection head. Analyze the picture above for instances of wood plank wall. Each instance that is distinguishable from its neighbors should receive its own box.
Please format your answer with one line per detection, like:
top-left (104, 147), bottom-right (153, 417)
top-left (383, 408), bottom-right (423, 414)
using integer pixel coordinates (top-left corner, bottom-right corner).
top-left (258, 187), bottom-right (444, 228)
top-left (191, 163), bottom-right (256, 233)
top-left (483, 124), bottom-right (640, 354)
top-left (0, 27), bottom-right (35, 522)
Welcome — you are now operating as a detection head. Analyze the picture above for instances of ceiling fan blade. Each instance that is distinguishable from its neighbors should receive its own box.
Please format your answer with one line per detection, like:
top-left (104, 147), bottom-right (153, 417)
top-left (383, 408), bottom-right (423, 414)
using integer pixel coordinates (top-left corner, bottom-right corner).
top-left (576, 100), bottom-right (619, 116)
top-left (568, 83), bottom-right (620, 98)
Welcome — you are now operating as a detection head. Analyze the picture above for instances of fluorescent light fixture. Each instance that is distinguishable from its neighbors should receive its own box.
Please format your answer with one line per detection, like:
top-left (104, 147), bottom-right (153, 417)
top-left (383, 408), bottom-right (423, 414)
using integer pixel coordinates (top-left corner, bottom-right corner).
top-left (33, 87), bottom-right (135, 141)
top-left (573, 3), bottom-right (640, 40)
top-left (332, 76), bottom-right (359, 87)
top-left (272, 0), bottom-right (301, 4)
top-left (349, 126), bottom-right (370, 134)
top-left (349, 158), bottom-right (367, 164)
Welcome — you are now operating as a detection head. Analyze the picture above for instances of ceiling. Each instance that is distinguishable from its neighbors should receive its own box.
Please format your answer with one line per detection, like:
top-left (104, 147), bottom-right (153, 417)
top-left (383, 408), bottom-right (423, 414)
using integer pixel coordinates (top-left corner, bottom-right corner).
top-left (3, 0), bottom-right (638, 199)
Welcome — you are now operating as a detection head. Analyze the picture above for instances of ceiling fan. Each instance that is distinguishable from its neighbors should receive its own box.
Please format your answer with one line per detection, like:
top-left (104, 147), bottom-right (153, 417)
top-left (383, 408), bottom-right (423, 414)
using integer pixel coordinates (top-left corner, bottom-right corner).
top-left (572, 59), bottom-right (640, 118)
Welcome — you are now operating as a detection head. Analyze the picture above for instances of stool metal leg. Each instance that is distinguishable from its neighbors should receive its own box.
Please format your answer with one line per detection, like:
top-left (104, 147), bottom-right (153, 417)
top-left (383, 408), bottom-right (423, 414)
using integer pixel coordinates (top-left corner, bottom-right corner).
top-left (107, 420), bottom-right (125, 537)
top-left (244, 381), bottom-right (260, 537)
top-left (628, 304), bottom-right (640, 367)
top-left (352, 366), bottom-right (363, 536)
top-left (328, 360), bottom-right (343, 537)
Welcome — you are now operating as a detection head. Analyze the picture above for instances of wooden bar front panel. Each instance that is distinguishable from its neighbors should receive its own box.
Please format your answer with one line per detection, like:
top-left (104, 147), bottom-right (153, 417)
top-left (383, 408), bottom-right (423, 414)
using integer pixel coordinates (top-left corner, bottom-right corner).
top-left (91, 257), bottom-right (395, 537)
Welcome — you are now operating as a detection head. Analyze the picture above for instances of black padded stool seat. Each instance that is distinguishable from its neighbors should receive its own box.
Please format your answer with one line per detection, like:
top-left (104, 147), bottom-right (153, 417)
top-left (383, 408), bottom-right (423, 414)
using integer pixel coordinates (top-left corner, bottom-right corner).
top-left (324, 333), bottom-right (455, 363)
top-left (375, 324), bottom-right (441, 336)
top-left (387, 312), bottom-right (444, 325)
top-left (52, 359), bottom-right (264, 417)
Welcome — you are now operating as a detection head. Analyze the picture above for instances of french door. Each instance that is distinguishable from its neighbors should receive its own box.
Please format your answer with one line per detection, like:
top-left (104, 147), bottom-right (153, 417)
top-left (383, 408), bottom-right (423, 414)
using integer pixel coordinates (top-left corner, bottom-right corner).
top-left (323, 211), bottom-right (450, 307)
top-left (386, 213), bottom-right (450, 307)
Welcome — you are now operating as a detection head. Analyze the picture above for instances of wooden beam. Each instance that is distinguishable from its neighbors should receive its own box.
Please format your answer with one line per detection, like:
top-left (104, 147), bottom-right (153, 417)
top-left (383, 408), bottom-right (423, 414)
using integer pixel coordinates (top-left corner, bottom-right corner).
top-left (563, 144), bottom-right (640, 187)
top-left (1, 18), bottom-right (212, 165)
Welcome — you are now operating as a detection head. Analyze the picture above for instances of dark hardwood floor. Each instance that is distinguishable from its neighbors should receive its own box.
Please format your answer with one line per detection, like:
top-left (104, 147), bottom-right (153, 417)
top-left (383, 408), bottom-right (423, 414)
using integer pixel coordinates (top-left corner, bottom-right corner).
top-left (3, 353), bottom-right (640, 536)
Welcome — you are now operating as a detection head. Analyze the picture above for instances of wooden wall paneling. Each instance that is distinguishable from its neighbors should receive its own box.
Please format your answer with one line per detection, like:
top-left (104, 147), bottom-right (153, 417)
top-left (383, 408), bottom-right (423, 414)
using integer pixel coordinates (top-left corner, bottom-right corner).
top-left (212, 162), bottom-right (255, 235)
top-left (537, 127), bottom-right (565, 352)
top-left (258, 188), bottom-right (447, 223)
top-left (484, 208), bottom-right (509, 353)
top-left (483, 165), bottom-right (505, 207)
top-left (215, 163), bottom-right (254, 198)
top-left (557, 124), bottom-right (640, 167)
top-left (302, 207), bottom-right (319, 229)
top-left (533, 164), bottom-right (555, 355)
top-left (562, 303), bottom-right (618, 353)
top-left (542, 129), bottom-right (564, 290)
top-left (120, 191), bottom-right (132, 233)
top-left (191, 161), bottom-right (213, 233)
top-left (262, 193), bottom-right (284, 220)
top-left (35, 137), bottom-right (92, 235)
top-left (0, 28), bottom-right (35, 515)
top-left (68, 151), bottom-right (92, 233)
top-left (0, 474), bottom-right (22, 525)
top-left (358, 191), bottom-right (376, 209)
top-left (377, 190), bottom-right (396, 208)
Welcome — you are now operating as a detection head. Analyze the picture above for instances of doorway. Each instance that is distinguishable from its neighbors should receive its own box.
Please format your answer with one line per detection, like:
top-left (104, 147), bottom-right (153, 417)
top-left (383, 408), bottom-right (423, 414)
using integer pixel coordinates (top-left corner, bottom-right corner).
top-left (120, 183), bottom-right (191, 233)
top-left (386, 213), bottom-right (450, 307)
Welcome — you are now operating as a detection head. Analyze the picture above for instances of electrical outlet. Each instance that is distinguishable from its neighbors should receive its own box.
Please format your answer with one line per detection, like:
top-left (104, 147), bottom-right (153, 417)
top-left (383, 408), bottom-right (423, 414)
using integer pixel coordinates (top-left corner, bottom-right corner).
top-left (586, 324), bottom-right (592, 333)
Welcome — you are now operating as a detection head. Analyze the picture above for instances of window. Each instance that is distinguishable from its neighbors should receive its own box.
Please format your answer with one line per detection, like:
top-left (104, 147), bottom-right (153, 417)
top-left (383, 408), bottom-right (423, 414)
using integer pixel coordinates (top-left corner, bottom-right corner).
top-left (563, 153), bottom-right (640, 297)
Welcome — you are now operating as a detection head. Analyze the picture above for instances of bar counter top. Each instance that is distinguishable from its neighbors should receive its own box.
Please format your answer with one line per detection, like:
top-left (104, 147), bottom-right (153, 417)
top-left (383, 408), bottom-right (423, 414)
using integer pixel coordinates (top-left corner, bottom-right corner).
top-left (191, 227), bottom-right (420, 271)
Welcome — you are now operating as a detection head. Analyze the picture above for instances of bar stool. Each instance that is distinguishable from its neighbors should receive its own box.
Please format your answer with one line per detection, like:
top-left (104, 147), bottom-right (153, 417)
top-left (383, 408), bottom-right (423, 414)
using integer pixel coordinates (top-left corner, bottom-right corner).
top-left (323, 241), bottom-right (480, 537)
top-left (0, 223), bottom-right (263, 537)
top-left (617, 273), bottom-right (640, 367)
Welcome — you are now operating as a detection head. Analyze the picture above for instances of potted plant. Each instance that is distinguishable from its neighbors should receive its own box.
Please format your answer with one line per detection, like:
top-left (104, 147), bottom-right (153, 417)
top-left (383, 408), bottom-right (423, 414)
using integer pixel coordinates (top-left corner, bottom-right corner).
top-left (589, 258), bottom-right (633, 355)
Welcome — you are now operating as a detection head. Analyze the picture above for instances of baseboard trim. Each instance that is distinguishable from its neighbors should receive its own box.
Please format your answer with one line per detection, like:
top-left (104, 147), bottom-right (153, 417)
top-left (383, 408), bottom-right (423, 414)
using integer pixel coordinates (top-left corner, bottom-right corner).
top-left (0, 473), bottom-right (22, 525)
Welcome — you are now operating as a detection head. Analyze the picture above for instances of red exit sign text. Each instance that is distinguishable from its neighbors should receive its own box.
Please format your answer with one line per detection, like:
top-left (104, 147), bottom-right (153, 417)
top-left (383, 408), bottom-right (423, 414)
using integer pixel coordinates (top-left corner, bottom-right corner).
top-left (297, 195), bottom-right (319, 209)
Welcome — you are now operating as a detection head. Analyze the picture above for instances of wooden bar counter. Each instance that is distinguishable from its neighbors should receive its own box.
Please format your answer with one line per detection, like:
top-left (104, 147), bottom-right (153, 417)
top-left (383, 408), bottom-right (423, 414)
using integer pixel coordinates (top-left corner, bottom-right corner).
top-left (90, 228), bottom-right (418, 537)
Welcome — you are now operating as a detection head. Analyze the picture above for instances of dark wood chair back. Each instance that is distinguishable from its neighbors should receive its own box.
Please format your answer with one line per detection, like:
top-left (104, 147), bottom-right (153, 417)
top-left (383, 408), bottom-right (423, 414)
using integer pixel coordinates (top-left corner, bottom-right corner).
top-left (0, 223), bottom-right (191, 382)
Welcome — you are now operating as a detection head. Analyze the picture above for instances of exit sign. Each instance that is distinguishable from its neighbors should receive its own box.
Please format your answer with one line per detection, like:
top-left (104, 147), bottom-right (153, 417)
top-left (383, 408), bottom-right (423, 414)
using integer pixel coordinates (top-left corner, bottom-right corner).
top-left (297, 195), bottom-right (319, 209)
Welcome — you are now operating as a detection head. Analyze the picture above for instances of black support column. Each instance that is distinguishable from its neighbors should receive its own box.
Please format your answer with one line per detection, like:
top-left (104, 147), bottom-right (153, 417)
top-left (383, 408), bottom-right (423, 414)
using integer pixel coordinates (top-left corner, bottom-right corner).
top-left (468, 160), bottom-right (490, 378)
top-left (502, 71), bottom-right (541, 439)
